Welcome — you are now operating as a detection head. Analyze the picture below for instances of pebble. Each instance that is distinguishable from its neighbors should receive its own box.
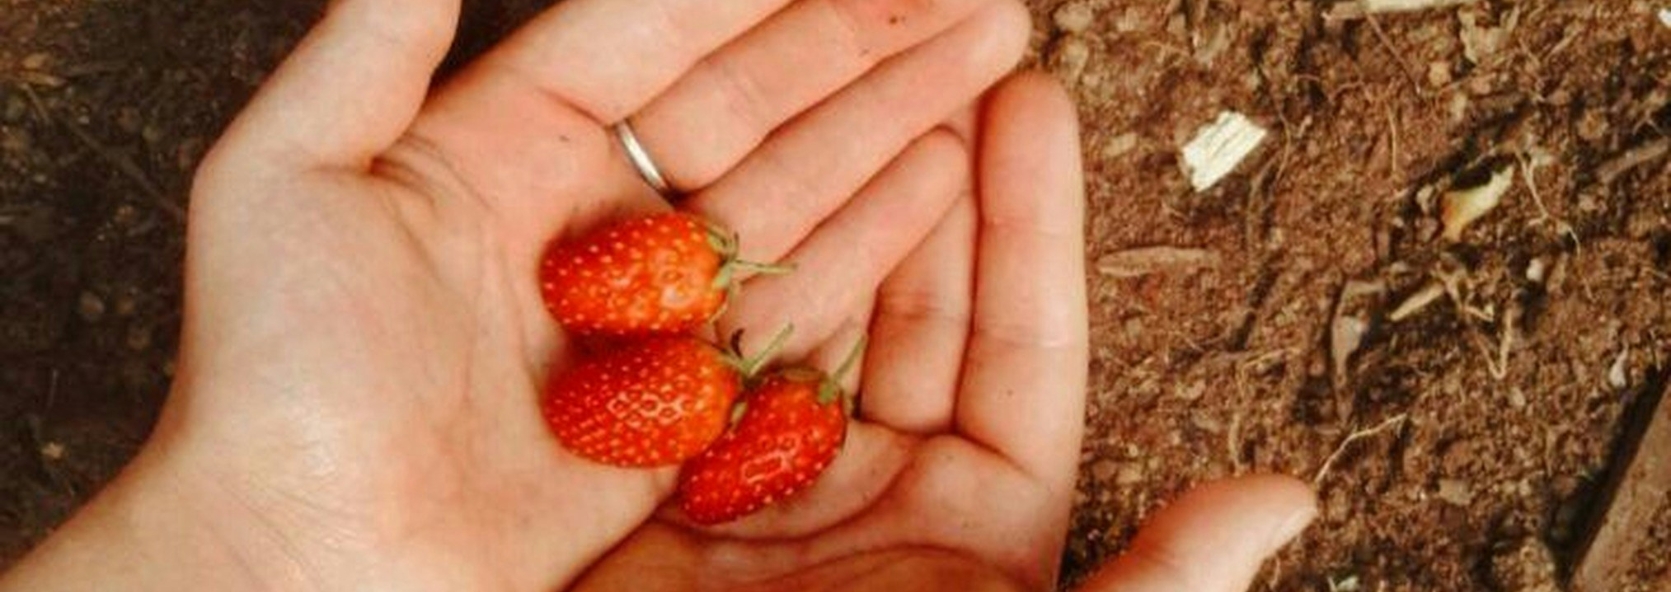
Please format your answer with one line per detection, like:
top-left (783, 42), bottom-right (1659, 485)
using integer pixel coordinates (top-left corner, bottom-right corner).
top-left (1049, 36), bottom-right (1091, 85)
top-left (77, 291), bottom-right (106, 322)
top-left (1090, 459), bottom-right (1119, 482)
top-left (126, 323), bottom-right (153, 351)
top-left (1489, 538), bottom-right (1558, 592)
top-left (1054, 2), bottom-right (1096, 34)
top-left (20, 52), bottom-right (49, 70)
top-left (1437, 478), bottom-right (1474, 506)
top-left (39, 442), bottom-right (65, 461)
top-left (1116, 464), bottom-right (1145, 486)
top-left (1102, 132), bottom-right (1139, 160)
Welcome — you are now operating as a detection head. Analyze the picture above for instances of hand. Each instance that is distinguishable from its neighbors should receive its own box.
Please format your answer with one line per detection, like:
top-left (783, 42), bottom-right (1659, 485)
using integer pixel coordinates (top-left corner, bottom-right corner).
top-left (572, 73), bottom-right (1320, 592)
top-left (0, 0), bottom-right (1029, 589)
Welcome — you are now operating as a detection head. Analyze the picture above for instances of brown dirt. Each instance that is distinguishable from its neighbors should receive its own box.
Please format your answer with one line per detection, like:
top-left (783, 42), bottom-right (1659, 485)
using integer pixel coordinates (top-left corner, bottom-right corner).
top-left (2, 0), bottom-right (1668, 589)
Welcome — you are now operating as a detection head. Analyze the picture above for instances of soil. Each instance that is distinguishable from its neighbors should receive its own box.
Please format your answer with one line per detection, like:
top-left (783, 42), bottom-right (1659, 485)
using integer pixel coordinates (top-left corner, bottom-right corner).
top-left (2, 0), bottom-right (1668, 590)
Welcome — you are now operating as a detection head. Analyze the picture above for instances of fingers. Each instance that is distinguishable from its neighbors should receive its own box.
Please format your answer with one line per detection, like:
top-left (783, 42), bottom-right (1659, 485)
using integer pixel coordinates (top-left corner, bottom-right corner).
top-left (953, 72), bottom-right (1088, 483)
top-left (205, 0), bottom-right (459, 172)
top-left (719, 130), bottom-right (968, 358)
top-left (1075, 476), bottom-right (1317, 592)
top-left (859, 193), bottom-right (975, 434)
top-left (476, 0), bottom-right (793, 124)
top-left (689, 1), bottom-right (1030, 264)
top-left (629, 0), bottom-right (990, 189)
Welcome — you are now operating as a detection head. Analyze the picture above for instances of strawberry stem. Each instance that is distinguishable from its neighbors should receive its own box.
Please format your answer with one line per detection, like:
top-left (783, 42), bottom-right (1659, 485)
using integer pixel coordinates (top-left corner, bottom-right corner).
top-left (818, 337), bottom-right (868, 407)
top-left (730, 324), bottom-right (794, 379)
top-left (729, 260), bottom-right (796, 276)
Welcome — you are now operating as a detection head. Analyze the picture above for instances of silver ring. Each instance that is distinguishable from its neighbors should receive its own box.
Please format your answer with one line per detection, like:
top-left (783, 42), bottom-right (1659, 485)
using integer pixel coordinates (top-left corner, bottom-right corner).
top-left (613, 121), bottom-right (675, 197)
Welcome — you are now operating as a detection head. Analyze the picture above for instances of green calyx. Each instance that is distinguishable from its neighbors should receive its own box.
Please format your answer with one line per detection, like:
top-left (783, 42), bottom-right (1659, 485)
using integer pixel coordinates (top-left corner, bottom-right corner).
top-left (703, 223), bottom-right (795, 299)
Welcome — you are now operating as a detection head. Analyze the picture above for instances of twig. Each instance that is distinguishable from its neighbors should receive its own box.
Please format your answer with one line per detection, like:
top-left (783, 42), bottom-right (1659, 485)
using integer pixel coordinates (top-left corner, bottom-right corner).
top-left (1596, 138), bottom-right (1669, 184)
top-left (1363, 13), bottom-right (1427, 98)
top-left (1314, 414), bottom-right (1410, 484)
top-left (1515, 150), bottom-right (1582, 249)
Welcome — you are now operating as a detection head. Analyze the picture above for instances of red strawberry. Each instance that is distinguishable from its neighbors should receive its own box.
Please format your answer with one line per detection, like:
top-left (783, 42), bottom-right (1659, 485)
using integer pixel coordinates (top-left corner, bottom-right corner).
top-left (539, 213), bottom-right (783, 336)
top-left (677, 364), bottom-right (855, 524)
top-left (543, 337), bottom-right (741, 467)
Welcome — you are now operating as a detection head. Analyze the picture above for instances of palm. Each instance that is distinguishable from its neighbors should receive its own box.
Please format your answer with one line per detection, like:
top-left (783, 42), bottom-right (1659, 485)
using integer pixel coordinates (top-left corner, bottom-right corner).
top-left (573, 77), bottom-right (1092, 592)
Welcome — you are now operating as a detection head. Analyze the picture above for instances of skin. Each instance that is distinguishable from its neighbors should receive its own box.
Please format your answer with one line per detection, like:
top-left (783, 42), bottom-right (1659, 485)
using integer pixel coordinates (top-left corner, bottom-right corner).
top-left (0, 1), bottom-right (1318, 591)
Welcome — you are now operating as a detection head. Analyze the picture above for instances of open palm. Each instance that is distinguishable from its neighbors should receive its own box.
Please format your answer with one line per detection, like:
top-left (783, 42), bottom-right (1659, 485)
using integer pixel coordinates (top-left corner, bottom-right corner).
top-left (574, 75), bottom-right (1088, 592)
top-left (160, 0), bottom-right (1027, 589)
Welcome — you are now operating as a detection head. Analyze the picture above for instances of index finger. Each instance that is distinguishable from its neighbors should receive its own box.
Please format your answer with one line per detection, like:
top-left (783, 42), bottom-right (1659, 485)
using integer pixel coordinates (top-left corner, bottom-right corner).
top-left (954, 73), bottom-right (1088, 485)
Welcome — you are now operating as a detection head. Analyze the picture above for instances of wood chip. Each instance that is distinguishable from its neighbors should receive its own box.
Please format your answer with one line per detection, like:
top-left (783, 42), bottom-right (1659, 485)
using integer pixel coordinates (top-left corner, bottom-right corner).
top-left (1096, 247), bottom-right (1221, 278)
top-left (1326, 0), bottom-right (1475, 20)
top-left (1440, 167), bottom-right (1514, 242)
top-left (1181, 111), bottom-right (1267, 191)
top-left (1574, 383), bottom-right (1671, 592)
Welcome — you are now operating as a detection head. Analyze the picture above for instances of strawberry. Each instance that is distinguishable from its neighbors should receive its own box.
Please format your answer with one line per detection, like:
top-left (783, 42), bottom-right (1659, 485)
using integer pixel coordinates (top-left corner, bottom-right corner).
top-left (677, 342), bottom-right (863, 524)
top-left (539, 212), bottom-right (784, 336)
top-left (543, 331), bottom-right (791, 467)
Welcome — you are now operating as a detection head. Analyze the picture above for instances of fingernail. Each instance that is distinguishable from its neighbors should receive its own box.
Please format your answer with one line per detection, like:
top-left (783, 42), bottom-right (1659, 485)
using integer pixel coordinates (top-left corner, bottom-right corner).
top-left (1267, 504), bottom-right (1317, 552)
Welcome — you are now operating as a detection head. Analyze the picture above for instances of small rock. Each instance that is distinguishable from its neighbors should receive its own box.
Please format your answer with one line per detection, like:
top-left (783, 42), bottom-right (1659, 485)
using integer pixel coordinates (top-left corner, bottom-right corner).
top-left (1115, 464), bottom-right (1145, 486)
top-left (1049, 36), bottom-right (1091, 86)
top-left (126, 323), bottom-right (153, 352)
top-left (1426, 61), bottom-right (1453, 87)
top-left (1053, 2), bottom-right (1096, 34)
top-left (77, 291), bottom-right (106, 322)
top-left (20, 52), bottom-right (49, 70)
top-left (1174, 380), bottom-right (1207, 401)
top-left (1437, 478), bottom-right (1474, 506)
top-left (39, 441), bottom-right (65, 461)
top-left (113, 291), bottom-right (138, 316)
top-left (1607, 348), bottom-right (1629, 389)
top-left (117, 107), bottom-right (143, 134)
top-left (1090, 459), bottom-right (1119, 482)
top-left (1576, 108), bottom-right (1608, 142)
top-left (1101, 132), bottom-right (1139, 160)
top-left (1525, 258), bottom-right (1547, 283)
top-left (1489, 538), bottom-right (1559, 592)
top-left (1331, 316), bottom-right (1369, 378)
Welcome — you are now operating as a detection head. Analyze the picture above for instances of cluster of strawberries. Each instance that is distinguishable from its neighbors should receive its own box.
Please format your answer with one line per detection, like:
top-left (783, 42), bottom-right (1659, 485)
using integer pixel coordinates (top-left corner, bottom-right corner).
top-left (537, 213), bottom-right (853, 524)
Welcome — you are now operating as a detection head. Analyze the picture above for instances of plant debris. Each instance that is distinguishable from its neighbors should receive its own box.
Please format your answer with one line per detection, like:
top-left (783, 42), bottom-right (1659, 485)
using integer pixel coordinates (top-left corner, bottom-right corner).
top-left (1096, 247), bottom-right (1221, 278)
top-left (1389, 282), bottom-right (1448, 322)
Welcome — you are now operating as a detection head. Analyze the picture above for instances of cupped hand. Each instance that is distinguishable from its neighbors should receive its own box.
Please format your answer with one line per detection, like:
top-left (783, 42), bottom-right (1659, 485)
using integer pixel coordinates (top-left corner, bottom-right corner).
top-left (571, 72), bottom-right (1319, 592)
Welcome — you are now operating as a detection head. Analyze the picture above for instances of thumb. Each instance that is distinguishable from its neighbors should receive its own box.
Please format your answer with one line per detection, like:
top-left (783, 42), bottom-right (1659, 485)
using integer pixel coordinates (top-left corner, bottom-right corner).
top-left (207, 0), bottom-right (459, 172)
top-left (1076, 475), bottom-right (1317, 592)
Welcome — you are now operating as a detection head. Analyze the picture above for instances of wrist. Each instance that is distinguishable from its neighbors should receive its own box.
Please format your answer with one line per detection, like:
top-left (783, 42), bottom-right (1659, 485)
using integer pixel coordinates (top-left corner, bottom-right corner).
top-left (0, 435), bottom-right (302, 591)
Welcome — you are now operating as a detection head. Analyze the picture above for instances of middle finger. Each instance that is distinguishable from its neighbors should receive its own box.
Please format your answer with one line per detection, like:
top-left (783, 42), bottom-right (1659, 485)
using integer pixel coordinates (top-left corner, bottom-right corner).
top-left (628, 0), bottom-right (991, 191)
